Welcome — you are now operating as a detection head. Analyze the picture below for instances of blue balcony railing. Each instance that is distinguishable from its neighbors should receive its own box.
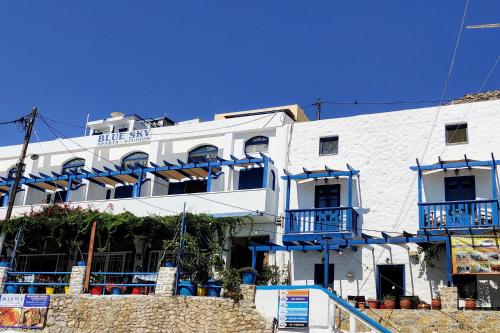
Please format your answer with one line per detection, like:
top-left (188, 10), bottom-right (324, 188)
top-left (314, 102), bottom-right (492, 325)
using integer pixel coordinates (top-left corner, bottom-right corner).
top-left (419, 199), bottom-right (499, 230)
top-left (285, 207), bottom-right (358, 234)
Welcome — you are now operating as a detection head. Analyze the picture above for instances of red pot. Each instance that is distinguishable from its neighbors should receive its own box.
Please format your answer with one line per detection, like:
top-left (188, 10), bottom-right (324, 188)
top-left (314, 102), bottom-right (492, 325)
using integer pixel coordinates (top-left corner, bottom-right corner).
top-left (384, 300), bottom-right (396, 309)
top-left (132, 287), bottom-right (142, 295)
top-left (400, 299), bottom-right (412, 309)
top-left (91, 286), bottom-right (103, 295)
top-left (368, 300), bottom-right (379, 309)
top-left (465, 299), bottom-right (476, 310)
top-left (431, 298), bottom-right (441, 310)
top-left (358, 302), bottom-right (366, 309)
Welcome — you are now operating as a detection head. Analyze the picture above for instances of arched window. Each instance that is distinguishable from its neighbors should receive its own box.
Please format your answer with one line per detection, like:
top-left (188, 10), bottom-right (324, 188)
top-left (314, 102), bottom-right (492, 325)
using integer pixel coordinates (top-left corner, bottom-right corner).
top-left (62, 158), bottom-right (85, 174)
top-left (245, 136), bottom-right (269, 154)
top-left (188, 145), bottom-right (218, 163)
top-left (121, 152), bottom-right (149, 169)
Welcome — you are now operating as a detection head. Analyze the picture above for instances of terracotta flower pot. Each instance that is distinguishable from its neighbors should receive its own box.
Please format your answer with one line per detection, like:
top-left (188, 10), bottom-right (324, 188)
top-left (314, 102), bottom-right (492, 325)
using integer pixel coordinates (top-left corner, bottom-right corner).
top-left (431, 298), bottom-right (441, 310)
top-left (367, 300), bottom-right (379, 309)
top-left (379, 303), bottom-right (386, 309)
top-left (358, 302), bottom-right (366, 309)
top-left (418, 303), bottom-right (431, 310)
top-left (465, 299), bottom-right (476, 310)
top-left (400, 299), bottom-right (412, 309)
top-left (384, 299), bottom-right (396, 309)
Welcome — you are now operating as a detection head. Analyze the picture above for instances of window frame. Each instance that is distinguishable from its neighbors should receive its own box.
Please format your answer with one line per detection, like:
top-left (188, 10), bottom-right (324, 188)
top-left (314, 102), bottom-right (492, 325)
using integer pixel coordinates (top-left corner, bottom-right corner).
top-left (445, 123), bottom-right (468, 145)
top-left (244, 136), bottom-right (269, 154)
top-left (121, 152), bottom-right (149, 169)
top-left (319, 136), bottom-right (339, 156)
top-left (188, 145), bottom-right (219, 164)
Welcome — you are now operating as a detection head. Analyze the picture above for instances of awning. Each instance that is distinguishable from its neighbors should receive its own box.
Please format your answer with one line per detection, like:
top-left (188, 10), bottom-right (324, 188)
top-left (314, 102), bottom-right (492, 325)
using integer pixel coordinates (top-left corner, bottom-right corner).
top-left (410, 154), bottom-right (498, 172)
top-left (281, 164), bottom-right (359, 181)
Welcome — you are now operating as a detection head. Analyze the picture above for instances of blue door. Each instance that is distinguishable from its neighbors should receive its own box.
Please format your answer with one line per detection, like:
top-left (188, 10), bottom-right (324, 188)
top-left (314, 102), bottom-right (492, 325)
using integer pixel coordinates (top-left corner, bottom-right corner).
top-left (314, 185), bottom-right (340, 232)
top-left (445, 176), bottom-right (476, 226)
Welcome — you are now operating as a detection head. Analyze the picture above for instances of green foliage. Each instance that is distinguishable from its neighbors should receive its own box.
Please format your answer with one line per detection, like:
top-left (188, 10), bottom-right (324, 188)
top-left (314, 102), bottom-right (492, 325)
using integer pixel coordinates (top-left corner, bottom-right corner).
top-left (221, 268), bottom-right (242, 301)
top-left (256, 265), bottom-right (280, 285)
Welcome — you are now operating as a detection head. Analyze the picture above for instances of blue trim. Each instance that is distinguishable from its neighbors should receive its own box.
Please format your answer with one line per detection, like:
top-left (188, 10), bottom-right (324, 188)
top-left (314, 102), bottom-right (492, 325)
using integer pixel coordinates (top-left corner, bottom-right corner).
top-left (261, 158), bottom-right (269, 188)
top-left (206, 161), bottom-right (213, 192)
top-left (256, 285), bottom-right (392, 333)
top-left (410, 159), bottom-right (500, 171)
top-left (445, 238), bottom-right (453, 287)
top-left (281, 168), bottom-right (360, 181)
top-left (323, 241), bottom-right (330, 288)
top-left (251, 249), bottom-right (257, 270)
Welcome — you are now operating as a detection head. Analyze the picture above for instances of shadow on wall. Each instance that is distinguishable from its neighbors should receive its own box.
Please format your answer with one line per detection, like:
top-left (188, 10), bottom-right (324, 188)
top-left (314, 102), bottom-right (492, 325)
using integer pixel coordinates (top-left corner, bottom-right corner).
top-left (477, 276), bottom-right (500, 308)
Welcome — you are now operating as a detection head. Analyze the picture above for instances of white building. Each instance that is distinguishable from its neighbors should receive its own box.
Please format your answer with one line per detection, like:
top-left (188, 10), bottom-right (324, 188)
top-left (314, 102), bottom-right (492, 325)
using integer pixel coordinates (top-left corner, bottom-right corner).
top-left (0, 99), bottom-right (499, 308)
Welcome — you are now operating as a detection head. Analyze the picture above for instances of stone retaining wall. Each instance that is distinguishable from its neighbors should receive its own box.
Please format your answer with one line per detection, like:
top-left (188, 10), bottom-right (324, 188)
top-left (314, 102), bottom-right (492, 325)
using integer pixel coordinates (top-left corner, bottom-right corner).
top-left (338, 309), bottom-right (500, 333)
top-left (43, 295), bottom-right (271, 333)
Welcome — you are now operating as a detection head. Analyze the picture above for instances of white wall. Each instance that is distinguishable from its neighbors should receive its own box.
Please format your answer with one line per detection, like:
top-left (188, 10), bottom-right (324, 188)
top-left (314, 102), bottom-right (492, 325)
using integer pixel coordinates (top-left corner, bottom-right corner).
top-left (284, 100), bottom-right (500, 302)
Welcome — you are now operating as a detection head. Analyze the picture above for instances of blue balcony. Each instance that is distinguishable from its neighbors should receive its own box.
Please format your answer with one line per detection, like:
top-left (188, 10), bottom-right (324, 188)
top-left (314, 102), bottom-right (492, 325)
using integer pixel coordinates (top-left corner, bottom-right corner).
top-left (284, 207), bottom-right (358, 242)
top-left (419, 199), bottom-right (499, 231)
top-left (281, 165), bottom-right (360, 243)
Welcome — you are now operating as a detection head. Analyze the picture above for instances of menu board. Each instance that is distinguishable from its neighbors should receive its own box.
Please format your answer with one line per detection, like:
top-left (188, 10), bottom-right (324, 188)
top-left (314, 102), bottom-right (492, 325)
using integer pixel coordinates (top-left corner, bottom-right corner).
top-left (278, 289), bottom-right (309, 328)
top-left (452, 236), bottom-right (500, 274)
top-left (0, 294), bottom-right (50, 329)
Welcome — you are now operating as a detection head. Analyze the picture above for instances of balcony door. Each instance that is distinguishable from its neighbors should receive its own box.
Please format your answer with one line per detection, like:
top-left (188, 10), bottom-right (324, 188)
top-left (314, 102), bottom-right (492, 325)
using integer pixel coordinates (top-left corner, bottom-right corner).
top-left (445, 176), bottom-right (476, 201)
top-left (315, 184), bottom-right (340, 208)
top-left (314, 185), bottom-right (340, 232)
top-left (444, 176), bottom-right (476, 226)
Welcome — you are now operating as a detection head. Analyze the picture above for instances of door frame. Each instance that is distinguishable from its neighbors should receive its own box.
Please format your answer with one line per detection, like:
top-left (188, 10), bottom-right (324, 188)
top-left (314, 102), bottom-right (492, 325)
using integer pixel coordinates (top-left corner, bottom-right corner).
top-left (376, 264), bottom-right (406, 300)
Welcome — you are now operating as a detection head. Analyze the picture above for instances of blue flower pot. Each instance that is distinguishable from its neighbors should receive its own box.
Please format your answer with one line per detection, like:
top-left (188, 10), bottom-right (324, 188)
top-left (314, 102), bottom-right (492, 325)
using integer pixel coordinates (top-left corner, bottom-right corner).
top-left (0, 262), bottom-right (10, 268)
top-left (5, 285), bottom-right (18, 294)
top-left (178, 280), bottom-right (195, 296)
top-left (242, 271), bottom-right (256, 285)
top-left (28, 286), bottom-right (37, 294)
top-left (112, 287), bottom-right (122, 295)
top-left (163, 262), bottom-right (176, 268)
top-left (207, 285), bottom-right (222, 297)
top-left (77, 261), bottom-right (86, 267)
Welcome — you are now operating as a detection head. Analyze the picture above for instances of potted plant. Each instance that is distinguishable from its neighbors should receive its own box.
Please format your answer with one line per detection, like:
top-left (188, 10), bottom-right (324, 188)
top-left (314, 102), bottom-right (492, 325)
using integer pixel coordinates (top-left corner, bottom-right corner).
top-left (367, 298), bottom-right (379, 309)
top-left (431, 297), bottom-right (441, 310)
top-left (222, 268), bottom-right (242, 301)
top-left (256, 265), bottom-right (280, 286)
top-left (131, 286), bottom-right (143, 295)
top-left (62, 275), bottom-right (70, 294)
top-left (206, 278), bottom-right (222, 297)
top-left (465, 298), bottom-right (476, 310)
top-left (77, 261), bottom-right (86, 267)
top-left (90, 275), bottom-right (104, 295)
top-left (27, 285), bottom-right (37, 294)
top-left (417, 300), bottom-right (431, 310)
top-left (357, 301), bottom-right (366, 309)
top-left (239, 267), bottom-right (257, 285)
top-left (178, 273), bottom-right (195, 296)
top-left (383, 295), bottom-right (396, 309)
top-left (400, 296), bottom-right (412, 309)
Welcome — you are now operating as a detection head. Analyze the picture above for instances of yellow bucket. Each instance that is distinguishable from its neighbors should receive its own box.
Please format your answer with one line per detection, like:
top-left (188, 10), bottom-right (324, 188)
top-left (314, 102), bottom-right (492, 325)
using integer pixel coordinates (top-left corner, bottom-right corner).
top-left (196, 287), bottom-right (206, 296)
top-left (45, 287), bottom-right (55, 295)
top-left (64, 286), bottom-right (70, 294)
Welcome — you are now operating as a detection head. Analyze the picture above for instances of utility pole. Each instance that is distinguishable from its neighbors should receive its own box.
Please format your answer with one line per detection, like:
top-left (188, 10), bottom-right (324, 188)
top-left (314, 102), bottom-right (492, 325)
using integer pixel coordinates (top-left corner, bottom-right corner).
top-left (315, 98), bottom-right (322, 120)
top-left (0, 107), bottom-right (37, 257)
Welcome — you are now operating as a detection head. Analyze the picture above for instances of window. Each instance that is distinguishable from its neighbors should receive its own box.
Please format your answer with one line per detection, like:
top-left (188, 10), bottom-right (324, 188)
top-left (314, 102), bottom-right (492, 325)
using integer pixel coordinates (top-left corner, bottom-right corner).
top-left (319, 136), bottom-right (338, 155)
top-left (238, 168), bottom-right (264, 190)
top-left (121, 152), bottom-right (149, 169)
top-left (245, 136), bottom-right (269, 154)
top-left (118, 127), bottom-right (128, 133)
top-left (168, 180), bottom-right (207, 195)
top-left (92, 129), bottom-right (105, 136)
top-left (114, 185), bottom-right (134, 199)
top-left (188, 145), bottom-right (218, 163)
top-left (446, 123), bottom-right (468, 144)
top-left (62, 158), bottom-right (85, 175)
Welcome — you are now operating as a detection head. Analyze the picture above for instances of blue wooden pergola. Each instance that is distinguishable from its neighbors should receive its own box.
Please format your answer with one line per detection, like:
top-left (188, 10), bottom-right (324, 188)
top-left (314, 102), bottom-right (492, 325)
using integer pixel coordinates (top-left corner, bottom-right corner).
top-left (410, 154), bottom-right (499, 233)
top-left (0, 153), bottom-right (274, 206)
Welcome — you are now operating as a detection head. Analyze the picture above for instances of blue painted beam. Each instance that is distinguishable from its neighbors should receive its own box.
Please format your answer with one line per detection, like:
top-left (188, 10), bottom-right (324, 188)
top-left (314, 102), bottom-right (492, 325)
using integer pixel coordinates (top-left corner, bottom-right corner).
top-left (410, 159), bottom-right (500, 171)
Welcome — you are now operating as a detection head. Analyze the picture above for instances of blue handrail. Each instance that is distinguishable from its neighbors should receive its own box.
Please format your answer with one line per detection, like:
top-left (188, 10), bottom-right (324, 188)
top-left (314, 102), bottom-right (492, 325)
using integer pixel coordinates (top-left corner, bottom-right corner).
top-left (285, 207), bottom-right (357, 234)
top-left (256, 285), bottom-right (392, 333)
top-left (8, 271), bottom-right (71, 275)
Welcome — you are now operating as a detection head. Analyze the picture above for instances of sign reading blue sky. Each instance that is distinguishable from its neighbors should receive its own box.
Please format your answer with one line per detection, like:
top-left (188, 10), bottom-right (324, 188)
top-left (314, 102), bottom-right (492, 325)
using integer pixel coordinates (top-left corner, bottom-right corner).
top-left (0, 1), bottom-right (498, 146)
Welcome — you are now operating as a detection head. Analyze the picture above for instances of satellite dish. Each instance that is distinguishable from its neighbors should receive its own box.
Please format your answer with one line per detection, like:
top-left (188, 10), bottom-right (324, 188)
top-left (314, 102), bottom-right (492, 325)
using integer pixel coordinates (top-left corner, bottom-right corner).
top-left (30, 154), bottom-right (39, 160)
top-left (110, 111), bottom-right (125, 118)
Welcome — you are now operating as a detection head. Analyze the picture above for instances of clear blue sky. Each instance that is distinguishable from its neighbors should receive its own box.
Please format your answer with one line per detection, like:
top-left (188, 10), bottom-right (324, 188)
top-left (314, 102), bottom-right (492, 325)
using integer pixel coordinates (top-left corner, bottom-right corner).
top-left (0, 1), bottom-right (498, 146)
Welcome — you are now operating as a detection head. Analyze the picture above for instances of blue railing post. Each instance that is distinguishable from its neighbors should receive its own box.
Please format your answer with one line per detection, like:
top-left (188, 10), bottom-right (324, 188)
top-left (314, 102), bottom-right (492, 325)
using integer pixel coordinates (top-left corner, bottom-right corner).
top-left (323, 240), bottom-right (330, 289)
top-left (261, 157), bottom-right (269, 188)
top-left (64, 176), bottom-right (74, 203)
top-left (284, 178), bottom-right (291, 233)
top-left (251, 248), bottom-right (257, 270)
top-left (3, 183), bottom-right (14, 207)
top-left (417, 170), bottom-right (424, 229)
top-left (206, 161), bottom-right (213, 192)
top-left (133, 168), bottom-right (144, 198)
top-left (491, 160), bottom-right (498, 226)
top-left (445, 237), bottom-right (453, 287)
